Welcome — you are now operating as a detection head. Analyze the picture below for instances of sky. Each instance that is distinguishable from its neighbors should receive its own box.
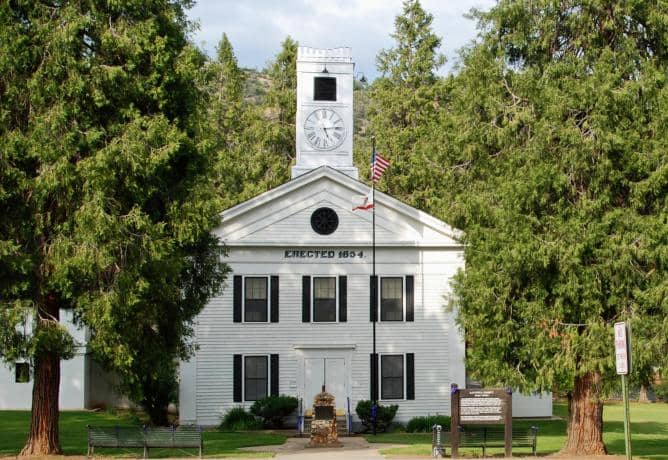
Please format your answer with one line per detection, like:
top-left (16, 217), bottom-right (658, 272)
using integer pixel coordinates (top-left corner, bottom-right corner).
top-left (186, 0), bottom-right (496, 80)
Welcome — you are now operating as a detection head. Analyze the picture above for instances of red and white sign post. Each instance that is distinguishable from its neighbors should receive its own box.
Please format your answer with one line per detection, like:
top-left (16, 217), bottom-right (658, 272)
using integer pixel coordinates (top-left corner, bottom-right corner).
top-left (614, 322), bottom-right (632, 460)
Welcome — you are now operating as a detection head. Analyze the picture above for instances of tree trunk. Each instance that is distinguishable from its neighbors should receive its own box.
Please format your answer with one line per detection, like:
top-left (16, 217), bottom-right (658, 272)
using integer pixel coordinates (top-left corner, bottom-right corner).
top-left (20, 295), bottom-right (62, 456)
top-left (562, 371), bottom-right (607, 455)
top-left (638, 385), bottom-right (652, 403)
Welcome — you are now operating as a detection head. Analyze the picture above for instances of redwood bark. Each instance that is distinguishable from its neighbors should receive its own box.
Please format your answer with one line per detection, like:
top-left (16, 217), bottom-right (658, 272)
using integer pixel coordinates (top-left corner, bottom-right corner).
top-left (20, 294), bottom-right (62, 456)
top-left (562, 371), bottom-right (607, 455)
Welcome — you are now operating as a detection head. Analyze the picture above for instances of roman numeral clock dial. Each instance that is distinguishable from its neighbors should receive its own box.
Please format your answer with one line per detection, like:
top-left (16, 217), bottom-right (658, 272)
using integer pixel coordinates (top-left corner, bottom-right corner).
top-left (304, 108), bottom-right (346, 150)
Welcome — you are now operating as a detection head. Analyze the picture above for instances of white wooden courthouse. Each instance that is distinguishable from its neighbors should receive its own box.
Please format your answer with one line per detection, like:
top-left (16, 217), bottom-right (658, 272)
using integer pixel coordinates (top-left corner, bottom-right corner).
top-left (178, 47), bottom-right (551, 428)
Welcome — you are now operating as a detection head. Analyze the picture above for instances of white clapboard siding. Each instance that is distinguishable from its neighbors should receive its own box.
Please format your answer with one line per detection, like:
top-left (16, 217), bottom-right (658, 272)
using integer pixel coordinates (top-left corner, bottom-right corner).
top-left (179, 167), bottom-right (548, 426)
top-left (185, 244), bottom-right (465, 425)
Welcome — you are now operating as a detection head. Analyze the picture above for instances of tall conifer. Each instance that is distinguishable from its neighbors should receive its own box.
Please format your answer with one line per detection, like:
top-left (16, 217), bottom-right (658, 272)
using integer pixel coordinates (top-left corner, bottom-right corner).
top-left (0, 1), bottom-right (226, 452)
top-left (367, 0), bottom-right (446, 208)
top-left (439, 1), bottom-right (668, 454)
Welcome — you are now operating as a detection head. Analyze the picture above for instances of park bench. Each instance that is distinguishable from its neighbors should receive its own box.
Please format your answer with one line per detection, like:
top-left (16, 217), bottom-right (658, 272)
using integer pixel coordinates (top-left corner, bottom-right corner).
top-left (87, 425), bottom-right (203, 458)
top-left (431, 425), bottom-right (538, 457)
top-left (458, 425), bottom-right (538, 456)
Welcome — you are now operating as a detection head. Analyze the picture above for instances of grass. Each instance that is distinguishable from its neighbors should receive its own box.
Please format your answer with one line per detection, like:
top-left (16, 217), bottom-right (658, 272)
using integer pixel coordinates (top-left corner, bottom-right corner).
top-left (365, 401), bottom-right (668, 459)
top-left (0, 410), bottom-right (287, 458)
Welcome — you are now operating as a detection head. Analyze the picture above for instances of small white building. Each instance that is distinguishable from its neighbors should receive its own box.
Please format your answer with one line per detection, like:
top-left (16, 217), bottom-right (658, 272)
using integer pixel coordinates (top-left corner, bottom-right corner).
top-left (0, 310), bottom-right (125, 410)
top-left (178, 47), bottom-right (551, 427)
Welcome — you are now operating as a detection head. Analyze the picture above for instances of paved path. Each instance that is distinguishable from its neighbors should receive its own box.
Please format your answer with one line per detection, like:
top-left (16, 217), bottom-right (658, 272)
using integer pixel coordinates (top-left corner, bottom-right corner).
top-left (240, 436), bottom-right (398, 459)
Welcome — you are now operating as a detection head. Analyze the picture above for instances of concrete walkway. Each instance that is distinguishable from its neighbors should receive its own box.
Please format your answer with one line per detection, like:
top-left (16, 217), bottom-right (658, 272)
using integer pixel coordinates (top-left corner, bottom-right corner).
top-left (240, 436), bottom-right (399, 459)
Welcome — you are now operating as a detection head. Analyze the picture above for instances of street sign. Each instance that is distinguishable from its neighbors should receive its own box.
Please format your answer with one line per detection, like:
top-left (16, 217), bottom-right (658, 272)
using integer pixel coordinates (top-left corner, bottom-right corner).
top-left (614, 321), bottom-right (633, 460)
top-left (614, 322), bottom-right (630, 375)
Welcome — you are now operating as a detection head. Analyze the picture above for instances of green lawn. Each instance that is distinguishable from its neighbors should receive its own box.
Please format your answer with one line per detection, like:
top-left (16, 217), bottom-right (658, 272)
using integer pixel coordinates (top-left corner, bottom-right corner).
top-left (0, 411), bottom-right (287, 458)
top-left (366, 402), bottom-right (668, 459)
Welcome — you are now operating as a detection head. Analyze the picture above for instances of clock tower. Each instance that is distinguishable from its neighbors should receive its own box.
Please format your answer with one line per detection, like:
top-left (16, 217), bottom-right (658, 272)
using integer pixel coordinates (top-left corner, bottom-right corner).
top-left (292, 47), bottom-right (358, 179)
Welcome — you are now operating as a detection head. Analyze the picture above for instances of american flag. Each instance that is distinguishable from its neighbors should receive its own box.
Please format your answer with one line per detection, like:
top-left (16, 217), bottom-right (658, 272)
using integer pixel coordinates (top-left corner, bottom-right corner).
top-left (371, 148), bottom-right (390, 183)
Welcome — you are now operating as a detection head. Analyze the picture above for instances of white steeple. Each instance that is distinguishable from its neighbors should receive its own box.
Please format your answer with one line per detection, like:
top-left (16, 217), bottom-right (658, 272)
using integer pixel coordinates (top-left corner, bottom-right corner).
top-left (292, 47), bottom-right (358, 179)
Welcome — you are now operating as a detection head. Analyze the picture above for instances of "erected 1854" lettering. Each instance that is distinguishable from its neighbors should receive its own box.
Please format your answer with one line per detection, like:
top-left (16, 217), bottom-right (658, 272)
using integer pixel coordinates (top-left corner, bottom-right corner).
top-left (284, 249), bottom-right (365, 259)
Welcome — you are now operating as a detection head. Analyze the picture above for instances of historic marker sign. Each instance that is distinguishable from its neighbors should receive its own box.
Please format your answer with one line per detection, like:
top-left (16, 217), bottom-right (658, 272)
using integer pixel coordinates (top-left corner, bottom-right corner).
top-left (450, 385), bottom-right (512, 458)
top-left (460, 389), bottom-right (507, 423)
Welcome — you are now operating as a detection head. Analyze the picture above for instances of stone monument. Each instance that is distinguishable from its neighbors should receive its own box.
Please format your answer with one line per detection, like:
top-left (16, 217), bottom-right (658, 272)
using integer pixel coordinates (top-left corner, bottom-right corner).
top-left (308, 385), bottom-right (341, 447)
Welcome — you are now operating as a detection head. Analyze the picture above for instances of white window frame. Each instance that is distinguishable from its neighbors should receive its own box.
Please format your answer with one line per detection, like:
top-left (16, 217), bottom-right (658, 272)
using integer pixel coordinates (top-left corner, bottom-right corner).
top-left (378, 276), bottom-right (406, 322)
top-left (242, 354), bottom-right (271, 402)
top-left (312, 276), bottom-right (339, 323)
top-left (378, 353), bottom-right (406, 401)
top-left (242, 275), bottom-right (271, 324)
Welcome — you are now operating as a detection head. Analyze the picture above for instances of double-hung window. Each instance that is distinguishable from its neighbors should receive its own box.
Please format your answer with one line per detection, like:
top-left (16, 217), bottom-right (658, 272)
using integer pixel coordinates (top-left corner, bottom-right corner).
top-left (373, 275), bottom-right (413, 322)
top-left (313, 277), bottom-right (336, 322)
top-left (244, 277), bottom-right (268, 322)
top-left (380, 354), bottom-right (404, 400)
top-left (380, 277), bottom-right (403, 321)
top-left (302, 275), bottom-right (346, 323)
top-left (244, 356), bottom-right (268, 401)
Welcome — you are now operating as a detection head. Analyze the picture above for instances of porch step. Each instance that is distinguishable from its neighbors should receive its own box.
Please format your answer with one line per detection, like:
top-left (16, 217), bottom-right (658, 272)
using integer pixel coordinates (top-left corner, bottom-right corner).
top-left (302, 416), bottom-right (350, 436)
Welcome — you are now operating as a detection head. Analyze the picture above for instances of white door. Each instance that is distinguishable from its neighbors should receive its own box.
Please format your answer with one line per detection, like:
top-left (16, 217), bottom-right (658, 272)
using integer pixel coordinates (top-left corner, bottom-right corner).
top-left (304, 357), bottom-right (347, 411)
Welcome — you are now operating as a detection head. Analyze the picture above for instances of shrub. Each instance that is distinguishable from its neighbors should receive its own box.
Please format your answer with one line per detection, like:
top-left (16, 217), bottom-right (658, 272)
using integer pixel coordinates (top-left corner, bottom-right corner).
top-left (220, 407), bottom-right (262, 431)
top-left (250, 395), bottom-right (299, 428)
top-left (406, 415), bottom-right (451, 432)
top-left (355, 400), bottom-right (399, 433)
top-left (654, 381), bottom-right (668, 402)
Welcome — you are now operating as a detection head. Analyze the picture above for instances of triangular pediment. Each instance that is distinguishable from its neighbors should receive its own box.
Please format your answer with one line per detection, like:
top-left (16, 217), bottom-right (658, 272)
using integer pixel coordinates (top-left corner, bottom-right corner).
top-left (215, 167), bottom-right (462, 248)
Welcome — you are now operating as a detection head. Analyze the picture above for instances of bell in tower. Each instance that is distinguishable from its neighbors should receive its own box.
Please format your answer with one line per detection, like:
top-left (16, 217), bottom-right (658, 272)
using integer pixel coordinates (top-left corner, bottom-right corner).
top-left (292, 47), bottom-right (358, 179)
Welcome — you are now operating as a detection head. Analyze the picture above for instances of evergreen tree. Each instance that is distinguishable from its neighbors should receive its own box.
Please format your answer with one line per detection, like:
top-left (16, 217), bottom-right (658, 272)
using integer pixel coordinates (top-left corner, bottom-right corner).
top-left (263, 36), bottom-right (298, 163)
top-left (205, 34), bottom-right (246, 145)
top-left (367, 0), bottom-right (447, 208)
top-left (436, 0), bottom-right (668, 454)
top-left (200, 35), bottom-right (294, 209)
top-left (0, 1), bottom-right (226, 453)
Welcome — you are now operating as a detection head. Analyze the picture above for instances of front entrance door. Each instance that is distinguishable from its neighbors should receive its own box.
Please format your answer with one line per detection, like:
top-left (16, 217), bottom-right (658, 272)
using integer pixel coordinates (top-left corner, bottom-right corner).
top-left (304, 357), bottom-right (347, 411)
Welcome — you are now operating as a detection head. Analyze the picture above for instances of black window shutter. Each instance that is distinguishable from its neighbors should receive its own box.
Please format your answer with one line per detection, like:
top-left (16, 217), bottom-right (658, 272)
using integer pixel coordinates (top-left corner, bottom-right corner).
top-left (370, 353), bottom-right (378, 401)
top-left (338, 276), bottom-right (347, 322)
top-left (233, 276), bottom-right (242, 323)
top-left (233, 354), bottom-right (242, 402)
top-left (406, 275), bottom-right (414, 322)
top-left (406, 353), bottom-right (415, 400)
top-left (302, 276), bottom-right (311, 322)
top-left (270, 354), bottom-right (279, 396)
top-left (270, 276), bottom-right (279, 323)
top-left (370, 275), bottom-right (378, 322)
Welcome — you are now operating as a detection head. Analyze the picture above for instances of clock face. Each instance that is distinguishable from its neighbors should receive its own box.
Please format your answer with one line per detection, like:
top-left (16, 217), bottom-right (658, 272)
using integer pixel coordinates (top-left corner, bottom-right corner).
top-left (304, 108), bottom-right (346, 151)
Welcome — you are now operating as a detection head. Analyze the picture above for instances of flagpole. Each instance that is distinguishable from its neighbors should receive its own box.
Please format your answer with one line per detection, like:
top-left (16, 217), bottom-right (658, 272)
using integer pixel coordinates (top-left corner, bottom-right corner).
top-left (371, 137), bottom-right (377, 436)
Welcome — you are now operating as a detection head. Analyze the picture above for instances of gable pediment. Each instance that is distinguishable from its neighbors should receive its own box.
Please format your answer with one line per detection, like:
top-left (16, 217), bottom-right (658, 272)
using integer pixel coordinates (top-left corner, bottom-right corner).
top-left (215, 167), bottom-right (462, 247)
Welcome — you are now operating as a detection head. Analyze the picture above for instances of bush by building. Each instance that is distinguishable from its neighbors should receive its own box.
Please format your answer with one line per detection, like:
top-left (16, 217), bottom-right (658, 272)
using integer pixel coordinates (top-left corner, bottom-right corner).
top-left (355, 400), bottom-right (399, 433)
top-left (220, 407), bottom-right (262, 431)
top-left (406, 415), bottom-right (451, 432)
top-left (250, 395), bottom-right (299, 428)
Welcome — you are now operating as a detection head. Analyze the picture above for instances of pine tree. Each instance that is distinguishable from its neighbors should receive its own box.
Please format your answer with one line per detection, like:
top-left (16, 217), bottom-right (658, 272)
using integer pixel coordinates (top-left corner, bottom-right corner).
top-left (204, 34), bottom-right (246, 144)
top-left (263, 36), bottom-right (298, 164)
top-left (367, 0), bottom-right (447, 208)
top-left (0, 1), bottom-right (226, 452)
top-left (436, 0), bottom-right (668, 454)
top-left (199, 35), bottom-right (295, 209)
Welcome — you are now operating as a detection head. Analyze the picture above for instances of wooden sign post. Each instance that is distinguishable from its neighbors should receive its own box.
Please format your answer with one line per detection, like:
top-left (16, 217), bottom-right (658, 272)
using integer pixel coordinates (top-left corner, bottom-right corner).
top-left (450, 384), bottom-right (512, 458)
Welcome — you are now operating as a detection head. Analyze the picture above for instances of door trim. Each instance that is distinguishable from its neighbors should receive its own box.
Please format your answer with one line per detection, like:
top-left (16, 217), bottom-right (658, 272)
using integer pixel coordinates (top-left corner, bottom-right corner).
top-left (297, 348), bottom-right (353, 411)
